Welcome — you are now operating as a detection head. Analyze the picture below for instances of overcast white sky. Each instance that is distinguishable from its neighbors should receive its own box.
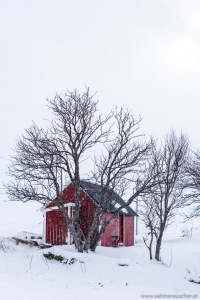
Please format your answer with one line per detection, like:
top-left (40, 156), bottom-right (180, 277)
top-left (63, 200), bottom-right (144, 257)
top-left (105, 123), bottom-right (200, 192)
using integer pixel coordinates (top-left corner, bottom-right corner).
top-left (0, 1), bottom-right (200, 224)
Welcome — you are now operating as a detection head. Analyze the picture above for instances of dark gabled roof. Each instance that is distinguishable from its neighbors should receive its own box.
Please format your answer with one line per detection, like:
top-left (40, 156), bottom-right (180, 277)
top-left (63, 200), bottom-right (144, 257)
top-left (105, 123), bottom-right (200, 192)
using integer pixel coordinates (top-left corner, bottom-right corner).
top-left (80, 180), bottom-right (138, 216)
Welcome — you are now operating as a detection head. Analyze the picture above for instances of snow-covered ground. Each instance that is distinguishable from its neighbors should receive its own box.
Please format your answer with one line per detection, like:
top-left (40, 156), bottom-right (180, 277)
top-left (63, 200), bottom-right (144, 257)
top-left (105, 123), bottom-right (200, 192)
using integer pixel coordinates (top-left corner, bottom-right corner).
top-left (0, 199), bottom-right (199, 299)
top-left (0, 220), bottom-right (200, 299)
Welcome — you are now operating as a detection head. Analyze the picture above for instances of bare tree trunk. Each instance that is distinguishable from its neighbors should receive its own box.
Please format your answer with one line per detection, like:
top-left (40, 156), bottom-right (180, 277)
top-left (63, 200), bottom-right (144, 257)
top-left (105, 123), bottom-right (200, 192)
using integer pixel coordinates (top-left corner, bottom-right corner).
top-left (155, 236), bottom-right (162, 261)
top-left (149, 235), bottom-right (153, 260)
top-left (89, 226), bottom-right (106, 252)
top-left (155, 226), bottom-right (165, 261)
top-left (143, 233), bottom-right (154, 260)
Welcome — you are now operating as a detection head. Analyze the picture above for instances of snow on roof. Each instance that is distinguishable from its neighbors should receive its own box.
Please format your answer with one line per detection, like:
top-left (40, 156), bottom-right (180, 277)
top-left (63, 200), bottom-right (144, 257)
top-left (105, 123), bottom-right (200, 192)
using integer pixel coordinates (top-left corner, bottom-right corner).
top-left (80, 180), bottom-right (137, 216)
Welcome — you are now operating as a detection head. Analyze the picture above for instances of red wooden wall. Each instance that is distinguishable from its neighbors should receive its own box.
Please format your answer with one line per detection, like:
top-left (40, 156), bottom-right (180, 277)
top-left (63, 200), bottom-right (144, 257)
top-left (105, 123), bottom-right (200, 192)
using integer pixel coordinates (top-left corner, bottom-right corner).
top-left (101, 213), bottom-right (119, 247)
top-left (124, 215), bottom-right (134, 246)
top-left (46, 210), bottom-right (67, 245)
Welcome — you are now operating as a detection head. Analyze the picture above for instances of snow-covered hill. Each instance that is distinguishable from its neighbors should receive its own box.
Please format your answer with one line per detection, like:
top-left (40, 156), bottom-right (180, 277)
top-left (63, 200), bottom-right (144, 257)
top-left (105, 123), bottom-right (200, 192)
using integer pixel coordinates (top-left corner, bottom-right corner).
top-left (0, 199), bottom-right (199, 299)
top-left (0, 228), bottom-right (199, 300)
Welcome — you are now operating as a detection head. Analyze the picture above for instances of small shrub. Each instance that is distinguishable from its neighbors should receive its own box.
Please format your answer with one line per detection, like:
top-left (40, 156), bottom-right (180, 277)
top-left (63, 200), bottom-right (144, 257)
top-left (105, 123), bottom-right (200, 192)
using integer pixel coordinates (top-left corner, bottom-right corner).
top-left (188, 279), bottom-right (200, 284)
top-left (43, 252), bottom-right (77, 265)
top-left (0, 238), bottom-right (14, 253)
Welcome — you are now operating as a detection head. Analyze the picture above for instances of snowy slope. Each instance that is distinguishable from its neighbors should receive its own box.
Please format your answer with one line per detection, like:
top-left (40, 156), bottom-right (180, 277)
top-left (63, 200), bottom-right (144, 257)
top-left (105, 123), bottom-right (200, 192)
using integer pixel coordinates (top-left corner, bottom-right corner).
top-left (0, 199), bottom-right (199, 300)
top-left (0, 231), bottom-right (199, 300)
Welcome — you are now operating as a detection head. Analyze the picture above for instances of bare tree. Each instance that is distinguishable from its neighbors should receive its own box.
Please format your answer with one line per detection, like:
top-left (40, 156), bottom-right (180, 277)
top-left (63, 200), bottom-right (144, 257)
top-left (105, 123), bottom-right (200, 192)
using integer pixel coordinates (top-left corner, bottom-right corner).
top-left (139, 196), bottom-right (159, 260)
top-left (6, 87), bottom-right (111, 253)
top-left (184, 150), bottom-right (200, 219)
top-left (140, 131), bottom-right (189, 261)
top-left (83, 109), bottom-right (158, 252)
top-left (6, 87), bottom-right (157, 253)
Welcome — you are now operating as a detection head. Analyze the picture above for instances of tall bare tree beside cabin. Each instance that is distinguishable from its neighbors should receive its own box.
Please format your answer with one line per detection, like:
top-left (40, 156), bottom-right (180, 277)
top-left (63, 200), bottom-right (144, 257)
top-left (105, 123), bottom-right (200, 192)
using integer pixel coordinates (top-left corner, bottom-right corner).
top-left (184, 150), bottom-right (200, 219)
top-left (139, 195), bottom-right (159, 260)
top-left (140, 131), bottom-right (189, 261)
top-left (84, 110), bottom-right (158, 252)
top-left (6, 88), bottom-right (111, 252)
top-left (6, 87), bottom-right (157, 252)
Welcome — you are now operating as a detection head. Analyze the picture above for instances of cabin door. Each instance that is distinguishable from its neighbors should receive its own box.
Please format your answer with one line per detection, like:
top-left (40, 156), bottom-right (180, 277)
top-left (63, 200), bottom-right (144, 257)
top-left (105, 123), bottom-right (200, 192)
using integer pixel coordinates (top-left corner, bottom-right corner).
top-left (119, 214), bottom-right (124, 244)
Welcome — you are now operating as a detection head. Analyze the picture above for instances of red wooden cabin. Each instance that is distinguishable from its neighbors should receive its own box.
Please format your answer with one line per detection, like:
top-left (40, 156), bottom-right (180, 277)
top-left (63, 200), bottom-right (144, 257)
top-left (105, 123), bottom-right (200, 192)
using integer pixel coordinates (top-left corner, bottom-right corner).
top-left (42, 181), bottom-right (137, 247)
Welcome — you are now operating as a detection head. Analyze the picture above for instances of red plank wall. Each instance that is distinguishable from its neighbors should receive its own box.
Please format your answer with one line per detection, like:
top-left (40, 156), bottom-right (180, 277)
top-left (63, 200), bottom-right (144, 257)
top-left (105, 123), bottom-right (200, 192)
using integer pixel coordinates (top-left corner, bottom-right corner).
top-left (124, 215), bottom-right (134, 246)
top-left (46, 210), bottom-right (67, 245)
top-left (80, 194), bottom-right (97, 238)
top-left (101, 213), bottom-right (119, 247)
